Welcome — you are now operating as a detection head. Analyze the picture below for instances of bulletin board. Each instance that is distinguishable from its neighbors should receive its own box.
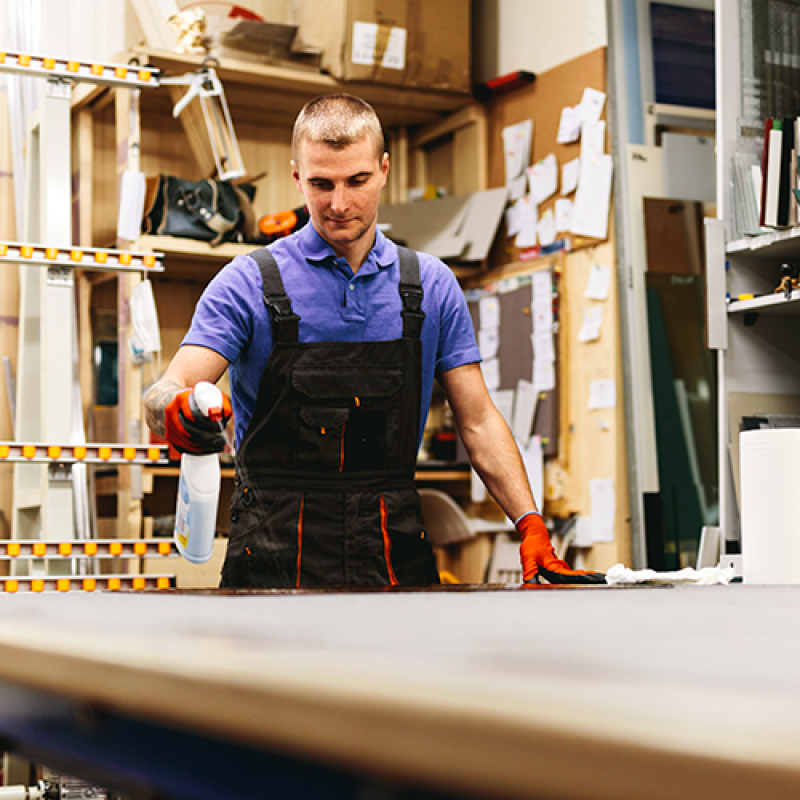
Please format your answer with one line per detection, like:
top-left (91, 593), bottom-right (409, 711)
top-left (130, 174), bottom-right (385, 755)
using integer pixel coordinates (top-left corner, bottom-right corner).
top-left (466, 267), bottom-right (559, 457)
top-left (482, 46), bottom-right (609, 272)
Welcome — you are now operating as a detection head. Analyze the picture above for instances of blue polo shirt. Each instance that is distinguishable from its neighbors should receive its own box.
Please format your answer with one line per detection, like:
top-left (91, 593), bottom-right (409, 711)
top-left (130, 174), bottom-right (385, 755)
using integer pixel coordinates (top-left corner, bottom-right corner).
top-left (181, 223), bottom-right (481, 448)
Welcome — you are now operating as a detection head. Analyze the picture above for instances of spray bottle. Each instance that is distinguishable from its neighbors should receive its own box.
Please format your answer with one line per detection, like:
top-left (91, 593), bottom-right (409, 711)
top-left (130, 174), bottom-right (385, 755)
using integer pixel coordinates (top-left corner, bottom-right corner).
top-left (174, 381), bottom-right (224, 564)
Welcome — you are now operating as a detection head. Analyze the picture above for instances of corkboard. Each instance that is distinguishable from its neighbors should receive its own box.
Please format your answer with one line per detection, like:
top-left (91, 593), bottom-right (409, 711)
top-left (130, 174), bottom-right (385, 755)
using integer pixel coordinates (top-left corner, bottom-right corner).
top-left (483, 46), bottom-right (608, 272)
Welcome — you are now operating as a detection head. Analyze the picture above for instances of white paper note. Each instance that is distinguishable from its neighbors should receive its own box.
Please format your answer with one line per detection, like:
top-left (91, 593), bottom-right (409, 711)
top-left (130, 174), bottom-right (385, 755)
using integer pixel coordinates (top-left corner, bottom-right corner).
top-left (514, 195), bottom-right (539, 249)
top-left (555, 197), bottom-right (573, 232)
top-left (579, 87), bottom-right (606, 123)
top-left (527, 153), bottom-right (558, 204)
top-left (507, 174), bottom-right (528, 202)
top-left (532, 271), bottom-right (552, 301)
top-left (482, 357), bottom-right (500, 391)
top-left (479, 295), bottom-right (500, 329)
top-left (561, 157), bottom-right (580, 195)
top-left (584, 263), bottom-right (611, 300)
top-left (512, 379), bottom-right (538, 443)
top-left (577, 306), bottom-right (604, 342)
top-left (479, 326), bottom-right (500, 359)
top-left (491, 389), bottom-right (515, 427)
top-left (590, 478), bottom-right (615, 542)
top-left (522, 436), bottom-right (545, 508)
top-left (502, 119), bottom-right (533, 182)
top-left (557, 105), bottom-right (582, 143)
top-left (537, 208), bottom-right (557, 246)
top-left (534, 360), bottom-right (556, 392)
top-left (571, 154), bottom-right (613, 240)
top-left (532, 328), bottom-right (555, 363)
top-left (581, 119), bottom-right (606, 157)
top-left (588, 379), bottom-right (616, 409)
top-left (505, 202), bottom-right (522, 237)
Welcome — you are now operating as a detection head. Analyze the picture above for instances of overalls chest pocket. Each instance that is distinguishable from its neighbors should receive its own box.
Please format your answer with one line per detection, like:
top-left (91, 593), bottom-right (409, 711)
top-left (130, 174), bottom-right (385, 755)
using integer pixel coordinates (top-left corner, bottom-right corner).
top-left (292, 368), bottom-right (404, 472)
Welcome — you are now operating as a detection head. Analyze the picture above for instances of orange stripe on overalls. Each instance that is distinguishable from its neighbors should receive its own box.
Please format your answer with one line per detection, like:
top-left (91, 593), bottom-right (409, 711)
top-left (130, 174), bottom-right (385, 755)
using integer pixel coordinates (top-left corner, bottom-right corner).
top-left (380, 495), bottom-right (398, 585)
top-left (296, 494), bottom-right (305, 588)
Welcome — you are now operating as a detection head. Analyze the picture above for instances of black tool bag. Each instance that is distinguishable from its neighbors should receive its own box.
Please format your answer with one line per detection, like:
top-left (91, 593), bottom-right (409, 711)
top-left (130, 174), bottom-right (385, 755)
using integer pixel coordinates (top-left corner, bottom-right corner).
top-left (142, 175), bottom-right (257, 246)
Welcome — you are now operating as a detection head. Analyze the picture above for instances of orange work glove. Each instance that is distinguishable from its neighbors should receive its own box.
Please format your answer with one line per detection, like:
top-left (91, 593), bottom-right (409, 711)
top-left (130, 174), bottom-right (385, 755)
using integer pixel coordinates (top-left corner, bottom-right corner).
top-left (164, 386), bottom-right (233, 455)
top-left (517, 511), bottom-right (606, 585)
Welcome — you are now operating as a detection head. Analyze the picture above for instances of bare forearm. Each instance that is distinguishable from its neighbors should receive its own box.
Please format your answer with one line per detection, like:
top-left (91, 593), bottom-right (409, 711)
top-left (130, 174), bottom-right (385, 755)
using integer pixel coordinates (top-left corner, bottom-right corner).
top-left (143, 377), bottom-right (185, 439)
top-left (459, 412), bottom-right (538, 522)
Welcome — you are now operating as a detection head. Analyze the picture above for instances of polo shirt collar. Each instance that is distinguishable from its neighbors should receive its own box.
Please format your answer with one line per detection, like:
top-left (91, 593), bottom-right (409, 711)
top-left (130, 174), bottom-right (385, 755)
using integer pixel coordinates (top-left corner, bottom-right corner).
top-left (299, 222), bottom-right (398, 274)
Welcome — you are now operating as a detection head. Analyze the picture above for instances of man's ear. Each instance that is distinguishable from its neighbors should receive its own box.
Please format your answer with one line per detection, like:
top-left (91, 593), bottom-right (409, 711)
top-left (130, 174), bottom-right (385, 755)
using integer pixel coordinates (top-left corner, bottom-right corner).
top-left (380, 152), bottom-right (390, 183)
top-left (291, 160), bottom-right (302, 191)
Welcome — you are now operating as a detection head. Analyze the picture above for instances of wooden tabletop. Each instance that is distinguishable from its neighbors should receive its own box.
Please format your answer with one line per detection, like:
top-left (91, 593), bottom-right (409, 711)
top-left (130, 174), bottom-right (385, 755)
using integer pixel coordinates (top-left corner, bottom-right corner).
top-left (0, 584), bottom-right (798, 799)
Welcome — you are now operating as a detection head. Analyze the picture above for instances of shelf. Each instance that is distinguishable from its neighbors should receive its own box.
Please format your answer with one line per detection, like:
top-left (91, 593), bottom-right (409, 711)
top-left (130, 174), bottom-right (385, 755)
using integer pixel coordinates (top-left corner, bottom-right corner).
top-left (728, 289), bottom-right (800, 315)
top-left (135, 235), bottom-right (254, 281)
top-left (123, 47), bottom-right (472, 129)
top-left (726, 226), bottom-right (800, 261)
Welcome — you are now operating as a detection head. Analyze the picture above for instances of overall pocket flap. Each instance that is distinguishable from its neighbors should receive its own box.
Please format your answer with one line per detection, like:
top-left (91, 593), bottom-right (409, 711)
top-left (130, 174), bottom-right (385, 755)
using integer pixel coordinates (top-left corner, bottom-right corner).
top-left (299, 406), bottom-right (350, 428)
top-left (292, 368), bottom-right (404, 400)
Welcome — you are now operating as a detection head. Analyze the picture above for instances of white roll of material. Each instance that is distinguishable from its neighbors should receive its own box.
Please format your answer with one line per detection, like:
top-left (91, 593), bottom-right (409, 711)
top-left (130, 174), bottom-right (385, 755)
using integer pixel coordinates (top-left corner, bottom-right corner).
top-left (740, 428), bottom-right (800, 584)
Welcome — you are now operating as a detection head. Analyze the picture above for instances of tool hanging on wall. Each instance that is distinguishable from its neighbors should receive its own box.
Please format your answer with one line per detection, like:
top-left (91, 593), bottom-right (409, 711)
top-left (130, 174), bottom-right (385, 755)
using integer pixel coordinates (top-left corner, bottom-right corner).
top-left (161, 60), bottom-right (246, 180)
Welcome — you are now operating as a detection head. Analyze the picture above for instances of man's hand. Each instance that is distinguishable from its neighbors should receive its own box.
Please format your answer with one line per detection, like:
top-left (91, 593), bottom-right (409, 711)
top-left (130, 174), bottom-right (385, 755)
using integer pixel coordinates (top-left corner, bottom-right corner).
top-left (164, 387), bottom-right (233, 455)
top-left (517, 512), bottom-right (606, 585)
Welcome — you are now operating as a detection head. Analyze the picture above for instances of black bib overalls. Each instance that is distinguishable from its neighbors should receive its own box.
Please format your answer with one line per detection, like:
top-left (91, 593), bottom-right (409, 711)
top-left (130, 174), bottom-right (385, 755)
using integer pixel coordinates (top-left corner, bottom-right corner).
top-left (220, 246), bottom-right (441, 589)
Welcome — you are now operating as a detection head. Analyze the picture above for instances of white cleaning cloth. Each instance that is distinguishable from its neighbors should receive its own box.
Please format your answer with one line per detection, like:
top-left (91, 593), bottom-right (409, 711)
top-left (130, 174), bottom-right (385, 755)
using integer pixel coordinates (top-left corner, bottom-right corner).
top-left (606, 563), bottom-right (736, 586)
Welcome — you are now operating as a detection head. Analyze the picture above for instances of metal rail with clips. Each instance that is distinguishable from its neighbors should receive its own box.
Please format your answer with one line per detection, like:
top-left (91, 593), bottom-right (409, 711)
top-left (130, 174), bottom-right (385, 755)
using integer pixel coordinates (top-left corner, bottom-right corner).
top-left (0, 538), bottom-right (178, 559)
top-left (0, 574), bottom-right (175, 593)
top-left (0, 50), bottom-right (160, 88)
top-left (0, 442), bottom-right (168, 465)
top-left (0, 242), bottom-right (164, 274)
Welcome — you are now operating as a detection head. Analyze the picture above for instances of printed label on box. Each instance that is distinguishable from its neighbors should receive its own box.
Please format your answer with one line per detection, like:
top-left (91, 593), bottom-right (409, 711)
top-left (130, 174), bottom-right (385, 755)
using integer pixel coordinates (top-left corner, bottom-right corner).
top-left (351, 21), bottom-right (407, 70)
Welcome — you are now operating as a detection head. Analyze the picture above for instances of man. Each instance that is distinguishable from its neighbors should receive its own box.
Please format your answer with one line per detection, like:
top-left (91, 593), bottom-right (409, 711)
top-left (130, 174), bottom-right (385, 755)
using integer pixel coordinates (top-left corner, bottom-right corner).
top-left (144, 93), bottom-right (604, 588)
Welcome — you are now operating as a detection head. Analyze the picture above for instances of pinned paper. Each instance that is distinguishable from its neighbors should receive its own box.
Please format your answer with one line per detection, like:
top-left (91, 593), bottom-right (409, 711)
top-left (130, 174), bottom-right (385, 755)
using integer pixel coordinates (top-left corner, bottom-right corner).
top-left (557, 105), bottom-right (582, 143)
top-left (481, 357), bottom-right (500, 391)
top-left (527, 153), bottom-right (558, 204)
top-left (571, 154), bottom-right (613, 240)
top-left (577, 306), bottom-right (604, 342)
top-left (507, 174), bottom-right (528, 202)
top-left (479, 295), bottom-right (500, 329)
top-left (578, 87), bottom-right (606, 123)
top-left (532, 295), bottom-right (554, 333)
top-left (491, 389), bottom-right (515, 427)
top-left (590, 478), bottom-right (615, 543)
top-left (588, 379), bottom-right (616, 409)
top-left (512, 379), bottom-right (539, 443)
top-left (534, 360), bottom-right (556, 392)
top-left (532, 271), bottom-right (552, 301)
top-left (502, 119), bottom-right (533, 183)
top-left (584, 263), bottom-right (611, 300)
top-left (505, 202), bottom-right (522, 237)
top-left (522, 435), bottom-right (545, 508)
top-left (555, 198), bottom-right (573, 232)
top-left (532, 328), bottom-right (555, 363)
top-left (514, 195), bottom-right (539, 249)
top-left (561, 158), bottom-right (580, 195)
top-left (479, 327), bottom-right (500, 359)
top-left (581, 119), bottom-right (606, 157)
top-left (537, 208), bottom-right (557, 246)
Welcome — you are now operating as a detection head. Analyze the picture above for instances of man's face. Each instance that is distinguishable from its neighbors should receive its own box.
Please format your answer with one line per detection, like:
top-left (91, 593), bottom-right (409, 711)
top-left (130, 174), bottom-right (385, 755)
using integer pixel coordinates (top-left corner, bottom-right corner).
top-left (292, 136), bottom-right (389, 256)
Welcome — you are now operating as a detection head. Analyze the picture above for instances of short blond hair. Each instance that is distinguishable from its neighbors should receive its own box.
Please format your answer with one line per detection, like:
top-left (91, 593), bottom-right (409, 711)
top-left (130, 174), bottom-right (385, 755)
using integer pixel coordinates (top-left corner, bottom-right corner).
top-left (292, 94), bottom-right (386, 164)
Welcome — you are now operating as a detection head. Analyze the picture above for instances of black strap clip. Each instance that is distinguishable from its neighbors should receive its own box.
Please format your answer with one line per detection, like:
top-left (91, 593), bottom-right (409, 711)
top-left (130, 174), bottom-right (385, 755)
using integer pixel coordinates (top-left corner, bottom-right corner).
top-left (399, 282), bottom-right (424, 314)
top-left (263, 294), bottom-right (294, 318)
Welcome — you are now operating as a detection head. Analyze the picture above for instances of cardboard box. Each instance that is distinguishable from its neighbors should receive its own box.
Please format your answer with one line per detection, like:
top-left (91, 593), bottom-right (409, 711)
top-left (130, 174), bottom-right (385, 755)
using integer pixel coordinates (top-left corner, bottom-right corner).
top-left (294, 0), bottom-right (470, 92)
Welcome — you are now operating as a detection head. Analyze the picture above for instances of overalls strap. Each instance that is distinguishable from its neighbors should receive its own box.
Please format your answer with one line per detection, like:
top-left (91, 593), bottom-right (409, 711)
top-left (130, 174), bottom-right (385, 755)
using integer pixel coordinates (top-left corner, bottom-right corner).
top-left (251, 246), bottom-right (300, 343)
top-left (397, 245), bottom-right (425, 340)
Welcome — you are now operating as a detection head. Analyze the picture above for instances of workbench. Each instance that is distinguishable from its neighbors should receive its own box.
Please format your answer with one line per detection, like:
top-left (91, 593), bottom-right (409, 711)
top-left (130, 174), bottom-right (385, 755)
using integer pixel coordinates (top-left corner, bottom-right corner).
top-left (0, 584), bottom-right (798, 799)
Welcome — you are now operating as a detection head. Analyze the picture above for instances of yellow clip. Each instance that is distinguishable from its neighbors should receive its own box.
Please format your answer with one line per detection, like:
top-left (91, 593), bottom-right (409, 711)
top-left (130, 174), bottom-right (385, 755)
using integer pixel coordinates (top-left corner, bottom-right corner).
top-left (4, 580), bottom-right (18, 594)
